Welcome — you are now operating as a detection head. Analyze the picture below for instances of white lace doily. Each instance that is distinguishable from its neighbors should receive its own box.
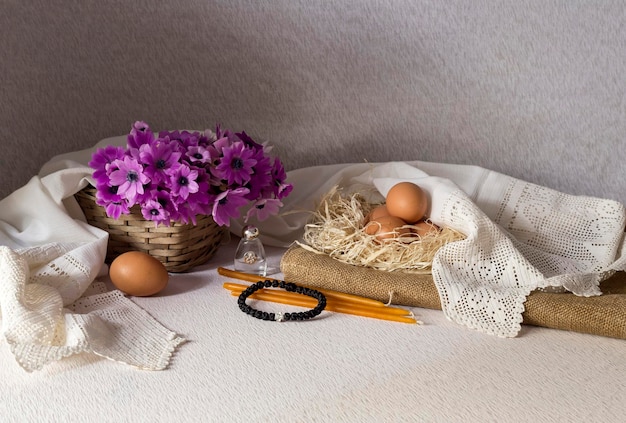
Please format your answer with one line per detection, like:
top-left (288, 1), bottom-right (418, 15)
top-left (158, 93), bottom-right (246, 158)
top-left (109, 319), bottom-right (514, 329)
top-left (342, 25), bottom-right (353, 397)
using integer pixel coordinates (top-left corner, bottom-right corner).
top-left (0, 245), bottom-right (185, 372)
top-left (0, 162), bottom-right (186, 372)
top-left (373, 163), bottom-right (626, 337)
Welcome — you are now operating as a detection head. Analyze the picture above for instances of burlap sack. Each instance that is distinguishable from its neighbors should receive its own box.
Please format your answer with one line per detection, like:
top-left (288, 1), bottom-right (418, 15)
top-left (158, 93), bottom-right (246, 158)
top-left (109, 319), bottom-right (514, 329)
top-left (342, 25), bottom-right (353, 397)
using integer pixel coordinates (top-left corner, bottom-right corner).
top-left (280, 245), bottom-right (626, 339)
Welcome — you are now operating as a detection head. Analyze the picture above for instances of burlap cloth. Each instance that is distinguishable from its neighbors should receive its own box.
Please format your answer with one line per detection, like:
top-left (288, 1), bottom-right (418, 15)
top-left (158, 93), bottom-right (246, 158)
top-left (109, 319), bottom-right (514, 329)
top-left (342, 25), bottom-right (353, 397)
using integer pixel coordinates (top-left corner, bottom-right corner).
top-left (281, 245), bottom-right (626, 339)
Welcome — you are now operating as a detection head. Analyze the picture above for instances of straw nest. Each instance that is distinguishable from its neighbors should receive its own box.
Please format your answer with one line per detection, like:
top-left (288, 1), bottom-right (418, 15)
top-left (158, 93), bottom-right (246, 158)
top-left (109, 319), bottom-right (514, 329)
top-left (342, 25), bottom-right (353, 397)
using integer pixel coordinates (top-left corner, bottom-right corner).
top-left (298, 186), bottom-right (465, 274)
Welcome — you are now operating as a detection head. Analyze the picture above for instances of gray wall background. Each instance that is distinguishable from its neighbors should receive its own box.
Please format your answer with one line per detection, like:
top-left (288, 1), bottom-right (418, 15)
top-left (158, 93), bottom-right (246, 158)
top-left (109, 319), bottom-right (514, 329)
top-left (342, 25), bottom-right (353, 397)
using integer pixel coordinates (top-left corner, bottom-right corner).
top-left (1, 0), bottom-right (625, 204)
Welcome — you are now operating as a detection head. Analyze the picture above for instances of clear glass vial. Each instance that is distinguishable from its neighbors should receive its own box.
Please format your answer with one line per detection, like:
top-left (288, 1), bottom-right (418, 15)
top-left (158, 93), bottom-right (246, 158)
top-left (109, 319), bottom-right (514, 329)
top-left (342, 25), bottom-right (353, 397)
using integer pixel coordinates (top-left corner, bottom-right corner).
top-left (234, 225), bottom-right (267, 276)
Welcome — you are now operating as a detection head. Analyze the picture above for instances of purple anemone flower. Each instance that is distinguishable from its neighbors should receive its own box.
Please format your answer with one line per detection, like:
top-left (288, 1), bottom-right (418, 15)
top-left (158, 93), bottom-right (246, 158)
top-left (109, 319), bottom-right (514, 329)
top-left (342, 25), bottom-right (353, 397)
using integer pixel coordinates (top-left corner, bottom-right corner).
top-left (215, 141), bottom-right (257, 185)
top-left (186, 145), bottom-right (211, 164)
top-left (95, 185), bottom-right (129, 220)
top-left (105, 202), bottom-right (130, 220)
top-left (127, 121), bottom-right (155, 149)
top-left (236, 131), bottom-right (265, 151)
top-left (139, 141), bottom-right (182, 184)
top-left (242, 150), bottom-right (273, 200)
top-left (207, 136), bottom-right (231, 166)
top-left (245, 198), bottom-right (283, 222)
top-left (203, 129), bottom-right (218, 143)
top-left (89, 145), bottom-right (125, 181)
top-left (109, 156), bottom-right (150, 203)
top-left (160, 130), bottom-right (201, 150)
top-left (141, 199), bottom-right (170, 226)
top-left (182, 172), bottom-right (211, 223)
top-left (211, 187), bottom-right (250, 227)
top-left (169, 164), bottom-right (199, 200)
top-left (155, 189), bottom-right (180, 221)
top-left (95, 183), bottom-right (121, 203)
top-left (271, 157), bottom-right (293, 199)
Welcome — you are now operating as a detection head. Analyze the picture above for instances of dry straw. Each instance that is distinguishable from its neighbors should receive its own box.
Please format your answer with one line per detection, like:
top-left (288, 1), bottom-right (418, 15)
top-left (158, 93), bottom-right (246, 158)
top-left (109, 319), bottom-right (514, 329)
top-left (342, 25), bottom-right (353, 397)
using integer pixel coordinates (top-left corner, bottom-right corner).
top-left (299, 187), bottom-right (465, 273)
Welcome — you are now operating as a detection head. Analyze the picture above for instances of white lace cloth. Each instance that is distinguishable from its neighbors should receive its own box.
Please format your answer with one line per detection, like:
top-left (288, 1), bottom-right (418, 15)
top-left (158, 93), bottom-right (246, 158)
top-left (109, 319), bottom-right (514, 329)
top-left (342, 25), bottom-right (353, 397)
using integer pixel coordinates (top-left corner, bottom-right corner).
top-left (0, 164), bottom-right (185, 372)
top-left (245, 161), bottom-right (626, 337)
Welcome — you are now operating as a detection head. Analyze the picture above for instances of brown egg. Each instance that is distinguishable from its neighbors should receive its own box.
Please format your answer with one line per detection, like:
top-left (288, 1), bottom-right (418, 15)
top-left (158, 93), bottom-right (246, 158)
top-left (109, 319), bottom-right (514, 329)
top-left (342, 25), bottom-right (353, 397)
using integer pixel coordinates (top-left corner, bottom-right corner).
top-left (412, 220), bottom-right (440, 238)
top-left (109, 251), bottom-right (169, 296)
top-left (365, 205), bottom-right (390, 223)
top-left (385, 182), bottom-right (428, 224)
top-left (364, 215), bottom-right (411, 241)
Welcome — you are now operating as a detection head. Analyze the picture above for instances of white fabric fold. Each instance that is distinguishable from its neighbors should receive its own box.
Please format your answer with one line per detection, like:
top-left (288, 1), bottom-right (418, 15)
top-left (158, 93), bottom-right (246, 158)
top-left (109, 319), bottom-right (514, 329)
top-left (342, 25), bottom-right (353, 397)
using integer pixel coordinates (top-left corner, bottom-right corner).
top-left (0, 162), bottom-right (185, 372)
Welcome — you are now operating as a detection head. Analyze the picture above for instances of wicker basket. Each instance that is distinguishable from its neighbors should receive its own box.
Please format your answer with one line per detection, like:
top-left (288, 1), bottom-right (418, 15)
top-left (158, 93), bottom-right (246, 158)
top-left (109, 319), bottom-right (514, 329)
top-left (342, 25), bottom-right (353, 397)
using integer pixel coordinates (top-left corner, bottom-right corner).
top-left (75, 186), bottom-right (226, 272)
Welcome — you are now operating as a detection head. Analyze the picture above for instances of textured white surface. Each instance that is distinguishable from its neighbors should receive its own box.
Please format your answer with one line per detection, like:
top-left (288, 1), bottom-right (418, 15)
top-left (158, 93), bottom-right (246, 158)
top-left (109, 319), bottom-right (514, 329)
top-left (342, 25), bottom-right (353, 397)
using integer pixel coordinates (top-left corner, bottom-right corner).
top-left (1, 239), bottom-right (624, 423)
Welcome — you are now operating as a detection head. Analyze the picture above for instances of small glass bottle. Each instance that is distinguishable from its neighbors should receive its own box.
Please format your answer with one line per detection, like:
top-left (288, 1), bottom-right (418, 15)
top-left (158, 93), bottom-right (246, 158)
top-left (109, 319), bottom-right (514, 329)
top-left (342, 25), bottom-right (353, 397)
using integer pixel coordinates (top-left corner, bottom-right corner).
top-left (234, 225), bottom-right (267, 276)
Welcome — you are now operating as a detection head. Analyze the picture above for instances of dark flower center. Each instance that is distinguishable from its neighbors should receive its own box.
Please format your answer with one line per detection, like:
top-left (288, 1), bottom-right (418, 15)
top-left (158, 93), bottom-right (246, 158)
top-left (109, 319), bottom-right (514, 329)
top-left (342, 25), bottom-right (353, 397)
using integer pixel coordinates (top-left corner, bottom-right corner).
top-left (194, 153), bottom-right (203, 159)
top-left (231, 157), bottom-right (244, 170)
top-left (219, 197), bottom-right (228, 205)
top-left (126, 171), bottom-right (139, 182)
top-left (178, 176), bottom-right (189, 186)
top-left (156, 159), bottom-right (166, 169)
top-left (150, 209), bottom-right (160, 216)
top-left (256, 204), bottom-right (265, 210)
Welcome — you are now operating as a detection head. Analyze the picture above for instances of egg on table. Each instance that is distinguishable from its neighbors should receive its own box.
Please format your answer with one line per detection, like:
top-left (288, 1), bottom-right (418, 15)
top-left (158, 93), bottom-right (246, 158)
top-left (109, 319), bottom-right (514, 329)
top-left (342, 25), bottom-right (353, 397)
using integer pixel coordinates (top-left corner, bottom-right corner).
top-left (109, 251), bottom-right (169, 296)
top-left (384, 182), bottom-right (428, 224)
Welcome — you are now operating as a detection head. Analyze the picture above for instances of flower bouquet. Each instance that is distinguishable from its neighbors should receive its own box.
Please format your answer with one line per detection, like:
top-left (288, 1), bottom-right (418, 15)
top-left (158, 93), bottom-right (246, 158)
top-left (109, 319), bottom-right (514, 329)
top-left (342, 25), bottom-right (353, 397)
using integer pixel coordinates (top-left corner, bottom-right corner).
top-left (77, 121), bottom-right (293, 272)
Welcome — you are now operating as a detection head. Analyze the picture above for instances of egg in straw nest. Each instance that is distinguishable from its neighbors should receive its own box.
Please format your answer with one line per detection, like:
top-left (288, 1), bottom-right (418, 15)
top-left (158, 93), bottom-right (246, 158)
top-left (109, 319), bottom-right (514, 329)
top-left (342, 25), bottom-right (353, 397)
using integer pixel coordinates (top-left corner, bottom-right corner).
top-left (298, 186), bottom-right (465, 273)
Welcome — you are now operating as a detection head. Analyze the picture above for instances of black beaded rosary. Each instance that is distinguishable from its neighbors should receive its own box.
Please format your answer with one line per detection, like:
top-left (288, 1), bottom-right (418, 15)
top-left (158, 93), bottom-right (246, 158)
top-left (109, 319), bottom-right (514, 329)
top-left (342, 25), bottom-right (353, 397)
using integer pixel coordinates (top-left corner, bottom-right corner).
top-left (238, 279), bottom-right (327, 322)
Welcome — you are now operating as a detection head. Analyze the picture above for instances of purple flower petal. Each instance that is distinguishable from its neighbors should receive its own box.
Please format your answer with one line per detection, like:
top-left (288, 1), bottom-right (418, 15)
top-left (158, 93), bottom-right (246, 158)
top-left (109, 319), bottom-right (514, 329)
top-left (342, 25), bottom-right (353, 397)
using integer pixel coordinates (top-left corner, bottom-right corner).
top-left (245, 198), bottom-right (283, 222)
top-left (211, 187), bottom-right (250, 226)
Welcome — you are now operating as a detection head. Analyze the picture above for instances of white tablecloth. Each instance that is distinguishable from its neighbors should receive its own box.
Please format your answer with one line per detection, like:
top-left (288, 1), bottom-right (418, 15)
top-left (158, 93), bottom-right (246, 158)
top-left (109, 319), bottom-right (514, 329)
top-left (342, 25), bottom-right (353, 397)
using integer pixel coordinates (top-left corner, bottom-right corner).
top-left (1, 238), bottom-right (624, 423)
